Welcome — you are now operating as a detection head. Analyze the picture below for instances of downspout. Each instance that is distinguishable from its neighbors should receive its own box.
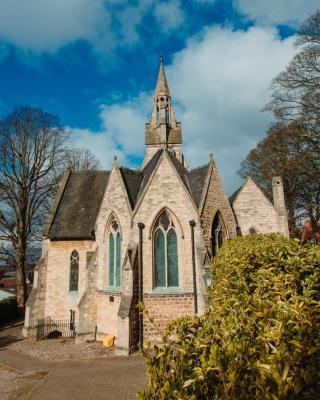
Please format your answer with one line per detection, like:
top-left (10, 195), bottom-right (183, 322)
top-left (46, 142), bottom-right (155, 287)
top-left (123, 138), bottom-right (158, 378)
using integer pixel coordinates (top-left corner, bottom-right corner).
top-left (189, 220), bottom-right (198, 315)
top-left (138, 222), bottom-right (145, 349)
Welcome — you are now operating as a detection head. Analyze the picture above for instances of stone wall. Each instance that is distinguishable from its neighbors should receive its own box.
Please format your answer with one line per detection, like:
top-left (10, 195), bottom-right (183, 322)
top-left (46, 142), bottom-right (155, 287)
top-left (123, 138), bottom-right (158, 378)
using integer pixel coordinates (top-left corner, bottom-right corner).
top-left (95, 164), bottom-right (133, 292)
top-left (77, 250), bottom-right (98, 341)
top-left (44, 240), bottom-right (93, 321)
top-left (201, 162), bottom-right (237, 252)
top-left (96, 291), bottom-right (121, 338)
top-left (23, 254), bottom-right (48, 337)
top-left (134, 153), bottom-right (201, 342)
top-left (143, 293), bottom-right (194, 342)
top-left (135, 153), bottom-right (201, 296)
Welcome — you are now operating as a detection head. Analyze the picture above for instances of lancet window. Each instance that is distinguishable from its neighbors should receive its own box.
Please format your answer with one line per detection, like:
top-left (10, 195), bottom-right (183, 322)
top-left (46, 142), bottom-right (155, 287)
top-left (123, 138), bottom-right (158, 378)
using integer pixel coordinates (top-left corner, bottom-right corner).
top-left (153, 210), bottom-right (179, 288)
top-left (108, 218), bottom-right (121, 288)
top-left (69, 250), bottom-right (79, 291)
top-left (211, 212), bottom-right (225, 256)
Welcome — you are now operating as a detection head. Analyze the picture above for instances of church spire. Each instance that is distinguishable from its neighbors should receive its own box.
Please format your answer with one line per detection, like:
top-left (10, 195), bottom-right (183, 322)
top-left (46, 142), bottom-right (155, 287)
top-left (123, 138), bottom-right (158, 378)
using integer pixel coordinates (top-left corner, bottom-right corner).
top-left (154, 56), bottom-right (171, 99)
top-left (150, 56), bottom-right (176, 130)
top-left (142, 57), bottom-right (184, 169)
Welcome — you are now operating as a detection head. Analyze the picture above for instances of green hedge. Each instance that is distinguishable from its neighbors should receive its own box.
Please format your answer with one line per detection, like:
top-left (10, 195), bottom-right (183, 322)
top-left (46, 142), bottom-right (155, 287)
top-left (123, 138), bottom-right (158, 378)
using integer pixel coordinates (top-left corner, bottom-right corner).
top-left (0, 296), bottom-right (18, 323)
top-left (137, 234), bottom-right (320, 400)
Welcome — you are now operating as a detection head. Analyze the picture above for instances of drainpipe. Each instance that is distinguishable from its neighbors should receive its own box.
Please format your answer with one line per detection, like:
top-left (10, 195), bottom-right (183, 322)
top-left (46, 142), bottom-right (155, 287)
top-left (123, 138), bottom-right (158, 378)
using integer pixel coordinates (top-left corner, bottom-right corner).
top-left (138, 222), bottom-right (145, 349)
top-left (189, 220), bottom-right (198, 315)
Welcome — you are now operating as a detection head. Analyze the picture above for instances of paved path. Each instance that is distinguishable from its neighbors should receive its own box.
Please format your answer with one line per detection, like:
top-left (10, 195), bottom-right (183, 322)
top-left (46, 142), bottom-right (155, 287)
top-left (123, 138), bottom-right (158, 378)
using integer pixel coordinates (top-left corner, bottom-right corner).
top-left (26, 356), bottom-right (146, 400)
top-left (0, 322), bottom-right (147, 400)
top-left (0, 348), bottom-right (51, 372)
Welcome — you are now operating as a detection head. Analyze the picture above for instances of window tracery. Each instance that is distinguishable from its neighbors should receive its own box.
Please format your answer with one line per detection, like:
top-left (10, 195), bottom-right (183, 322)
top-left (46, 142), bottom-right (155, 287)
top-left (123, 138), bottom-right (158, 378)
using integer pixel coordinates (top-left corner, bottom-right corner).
top-left (108, 216), bottom-right (121, 288)
top-left (69, 250), bottom-right (79, 291)
top-left (153, 210), bottom-right (179, 288)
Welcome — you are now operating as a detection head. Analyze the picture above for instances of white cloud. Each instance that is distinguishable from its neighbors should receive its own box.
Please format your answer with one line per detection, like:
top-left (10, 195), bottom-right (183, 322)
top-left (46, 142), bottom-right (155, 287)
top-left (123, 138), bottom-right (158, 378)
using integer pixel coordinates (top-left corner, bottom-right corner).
top-left (234, 0), bottom-right (319, 26)
top-left (68, 127), bottom-right (122, 169)
top-left (69, 94), bottom-right (150, 168)
top-left (75, 25), bottom-right (296, 194)
top-left (0, 0), bottom-right (113, 54)
top-left (166, 26), bottom-right (296, 192)
top-left (154, 0), bottom-right (185, 32)
top-left (99, 103), bottom-right (147, 155)
top-left (0, 0), bottom-right (185, 58)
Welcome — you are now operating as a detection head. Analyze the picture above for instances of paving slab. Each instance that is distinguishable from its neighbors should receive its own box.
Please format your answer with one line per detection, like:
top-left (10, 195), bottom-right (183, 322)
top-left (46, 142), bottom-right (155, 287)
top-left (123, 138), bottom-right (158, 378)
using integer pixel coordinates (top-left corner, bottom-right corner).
top-left (0, 348), bottom-right (51, 373)
top-left (0, 322), bottom-right (147, 400)
top-left (26, 356), bottom-right (147, 400)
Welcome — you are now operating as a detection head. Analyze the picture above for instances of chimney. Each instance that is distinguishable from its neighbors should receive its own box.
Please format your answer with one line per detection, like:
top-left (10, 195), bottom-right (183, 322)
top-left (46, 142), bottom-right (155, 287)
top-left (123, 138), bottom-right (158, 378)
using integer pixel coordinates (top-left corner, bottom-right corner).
top-left (272, 176), bottom-right (289, 237)
top-left (272, 176), bottom-right (286, 216)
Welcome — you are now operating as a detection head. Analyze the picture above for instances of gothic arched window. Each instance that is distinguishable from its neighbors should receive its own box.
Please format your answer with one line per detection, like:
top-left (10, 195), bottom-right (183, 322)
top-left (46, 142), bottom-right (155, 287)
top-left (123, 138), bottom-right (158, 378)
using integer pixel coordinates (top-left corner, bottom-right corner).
top-left (108, 219), bottom-right (121, 288)
top-left (69, 250), bottom-right (79, 291)
top-left (153, 211), bottom-right (179, 288)
top-left (211, 212), bottom-right (225, 256)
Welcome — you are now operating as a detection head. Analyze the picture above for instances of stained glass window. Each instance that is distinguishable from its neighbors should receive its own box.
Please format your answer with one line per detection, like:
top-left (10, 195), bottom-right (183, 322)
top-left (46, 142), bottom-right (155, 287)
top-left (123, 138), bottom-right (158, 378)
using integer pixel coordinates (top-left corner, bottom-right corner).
top-left (109, 233), bottom-right (115, 286)
top-left (108, 217), bottom-right (121, 289)
top-left (167, 230), bottom-right (178, 286)
top-left (116, 232), bottom-right (121, 287)
top-left (154, 211), bottom-right (179, 288)
top-left (70, 250), bottom-right (79, 291)
top-left (155, 230), bottom-right (165, 287)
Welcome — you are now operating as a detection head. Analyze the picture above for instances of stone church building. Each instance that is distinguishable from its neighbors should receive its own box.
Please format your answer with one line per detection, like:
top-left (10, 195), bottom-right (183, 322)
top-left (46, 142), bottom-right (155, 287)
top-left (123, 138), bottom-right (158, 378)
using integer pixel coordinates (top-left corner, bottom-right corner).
top-left (24, 60), bottom-right (289, 354)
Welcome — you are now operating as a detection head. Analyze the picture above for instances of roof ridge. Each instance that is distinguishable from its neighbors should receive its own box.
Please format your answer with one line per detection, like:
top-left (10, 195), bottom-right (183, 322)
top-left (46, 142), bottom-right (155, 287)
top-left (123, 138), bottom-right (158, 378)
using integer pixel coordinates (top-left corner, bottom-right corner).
top-left (189, 163), bottom-right (209, 173)
top-left (120, 167), bottom-right (141, 174)
top-left (141, 149), bottom-right (163, 172)
top-left (71, 170), bottom-right (110, 174)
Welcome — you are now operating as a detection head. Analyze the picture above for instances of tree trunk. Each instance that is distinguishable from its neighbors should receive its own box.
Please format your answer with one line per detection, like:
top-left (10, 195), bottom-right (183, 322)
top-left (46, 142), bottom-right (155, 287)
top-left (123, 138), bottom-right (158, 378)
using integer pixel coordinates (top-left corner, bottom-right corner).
top-left (310, 217), bottom-right (319, 244)
top-left (287, 202), bottom-right (297, 238)
top-left (16, 233), bottom-right (27, 309)
top-left (308, 199), bottom-right (319, 244)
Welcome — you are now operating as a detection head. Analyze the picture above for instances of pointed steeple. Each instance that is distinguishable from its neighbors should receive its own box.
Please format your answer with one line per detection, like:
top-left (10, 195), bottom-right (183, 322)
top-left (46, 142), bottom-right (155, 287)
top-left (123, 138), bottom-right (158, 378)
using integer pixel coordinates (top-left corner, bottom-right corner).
top-left (154, 56), bottom-right (170, 99)
top-left (142, 57), bottom-right (184, 169)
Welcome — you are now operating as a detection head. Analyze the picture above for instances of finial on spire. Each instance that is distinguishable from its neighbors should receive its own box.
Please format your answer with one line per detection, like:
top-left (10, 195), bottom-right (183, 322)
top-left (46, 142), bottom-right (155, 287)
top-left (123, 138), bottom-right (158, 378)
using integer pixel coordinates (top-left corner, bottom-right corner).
top-left (160, 52), bottom-right (164, 65)
top-left (113, 155), bottom-right (118, 167)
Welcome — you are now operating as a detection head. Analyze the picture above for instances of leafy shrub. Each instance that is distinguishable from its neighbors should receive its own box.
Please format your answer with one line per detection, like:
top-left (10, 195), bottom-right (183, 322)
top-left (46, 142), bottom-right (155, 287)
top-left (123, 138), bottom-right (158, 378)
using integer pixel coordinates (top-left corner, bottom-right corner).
top-left (137, 234), bottom-right (320, 399)
top-left (0, 296), bottom-right (18, 323)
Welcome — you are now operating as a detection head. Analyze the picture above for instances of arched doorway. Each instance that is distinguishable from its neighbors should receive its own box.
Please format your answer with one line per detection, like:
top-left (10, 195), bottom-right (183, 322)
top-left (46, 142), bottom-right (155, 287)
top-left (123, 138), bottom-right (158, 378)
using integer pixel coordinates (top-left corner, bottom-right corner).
top-left (211, 212), bottom-right (225, 256)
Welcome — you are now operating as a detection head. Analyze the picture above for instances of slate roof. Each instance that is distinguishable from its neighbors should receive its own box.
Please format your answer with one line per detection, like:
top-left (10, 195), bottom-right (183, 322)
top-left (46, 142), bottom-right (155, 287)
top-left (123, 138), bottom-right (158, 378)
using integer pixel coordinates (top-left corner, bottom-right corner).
top-left (47, 150), bottom-right (210, 240)
top-left (48, 171), bottom-right (110, 240)
top-left (186, 165), bottom-right (209, 208)
top-left (229, 186), bottom-right (242, 205)
top-left (120, 169), bottom-right (143, 209)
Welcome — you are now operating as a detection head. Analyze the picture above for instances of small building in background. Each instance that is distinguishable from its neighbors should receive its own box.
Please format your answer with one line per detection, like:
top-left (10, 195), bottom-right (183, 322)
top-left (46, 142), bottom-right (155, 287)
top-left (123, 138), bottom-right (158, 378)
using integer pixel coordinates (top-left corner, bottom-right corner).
top-left (230, 176), bottom-right (289, 238)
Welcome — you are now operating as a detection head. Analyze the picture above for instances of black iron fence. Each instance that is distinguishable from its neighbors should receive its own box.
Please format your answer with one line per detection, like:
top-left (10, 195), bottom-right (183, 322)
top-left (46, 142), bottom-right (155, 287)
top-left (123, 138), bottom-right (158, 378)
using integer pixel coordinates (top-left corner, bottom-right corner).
top-left (36, 310), bottom-right (76, 340)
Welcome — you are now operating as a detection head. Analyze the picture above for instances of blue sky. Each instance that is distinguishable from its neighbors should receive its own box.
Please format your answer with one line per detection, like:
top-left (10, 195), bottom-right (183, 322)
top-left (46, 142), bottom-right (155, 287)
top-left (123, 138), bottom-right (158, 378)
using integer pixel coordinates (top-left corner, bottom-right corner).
top-left (0, 0), bottom-right (318, 193)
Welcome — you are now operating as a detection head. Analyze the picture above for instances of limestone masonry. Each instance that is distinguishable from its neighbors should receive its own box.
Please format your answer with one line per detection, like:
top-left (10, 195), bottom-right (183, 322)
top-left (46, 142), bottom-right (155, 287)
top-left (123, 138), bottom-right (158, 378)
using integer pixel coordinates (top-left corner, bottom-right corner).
top-left (24, 59), bottom-right (289, 354)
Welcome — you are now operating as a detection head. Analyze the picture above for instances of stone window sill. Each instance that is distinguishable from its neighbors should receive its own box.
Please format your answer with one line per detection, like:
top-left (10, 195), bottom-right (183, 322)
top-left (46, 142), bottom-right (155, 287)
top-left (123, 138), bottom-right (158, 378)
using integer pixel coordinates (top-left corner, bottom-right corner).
top-left (103, 287), bottom-right (121, 295)
top-left (151, 287), bottom-right (181, 295)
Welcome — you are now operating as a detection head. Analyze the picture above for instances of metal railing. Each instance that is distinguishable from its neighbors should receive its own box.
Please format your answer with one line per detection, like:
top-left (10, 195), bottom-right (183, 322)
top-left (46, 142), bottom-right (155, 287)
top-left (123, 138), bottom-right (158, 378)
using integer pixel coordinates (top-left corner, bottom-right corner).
top-left (36, 310), bottom-right (76, 340)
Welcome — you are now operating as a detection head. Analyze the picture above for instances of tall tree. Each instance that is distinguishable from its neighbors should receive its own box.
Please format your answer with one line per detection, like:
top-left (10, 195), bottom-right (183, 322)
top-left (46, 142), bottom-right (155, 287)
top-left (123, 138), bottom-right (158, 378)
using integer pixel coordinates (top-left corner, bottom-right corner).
top-left (65, 147), bottom-right (101, 172)
top-left (245, 9), bottom-right (320, 242)
top-left (265, 9), bottom-right (320, 128)
top-left (0, 106), bottom-right (69, 308)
